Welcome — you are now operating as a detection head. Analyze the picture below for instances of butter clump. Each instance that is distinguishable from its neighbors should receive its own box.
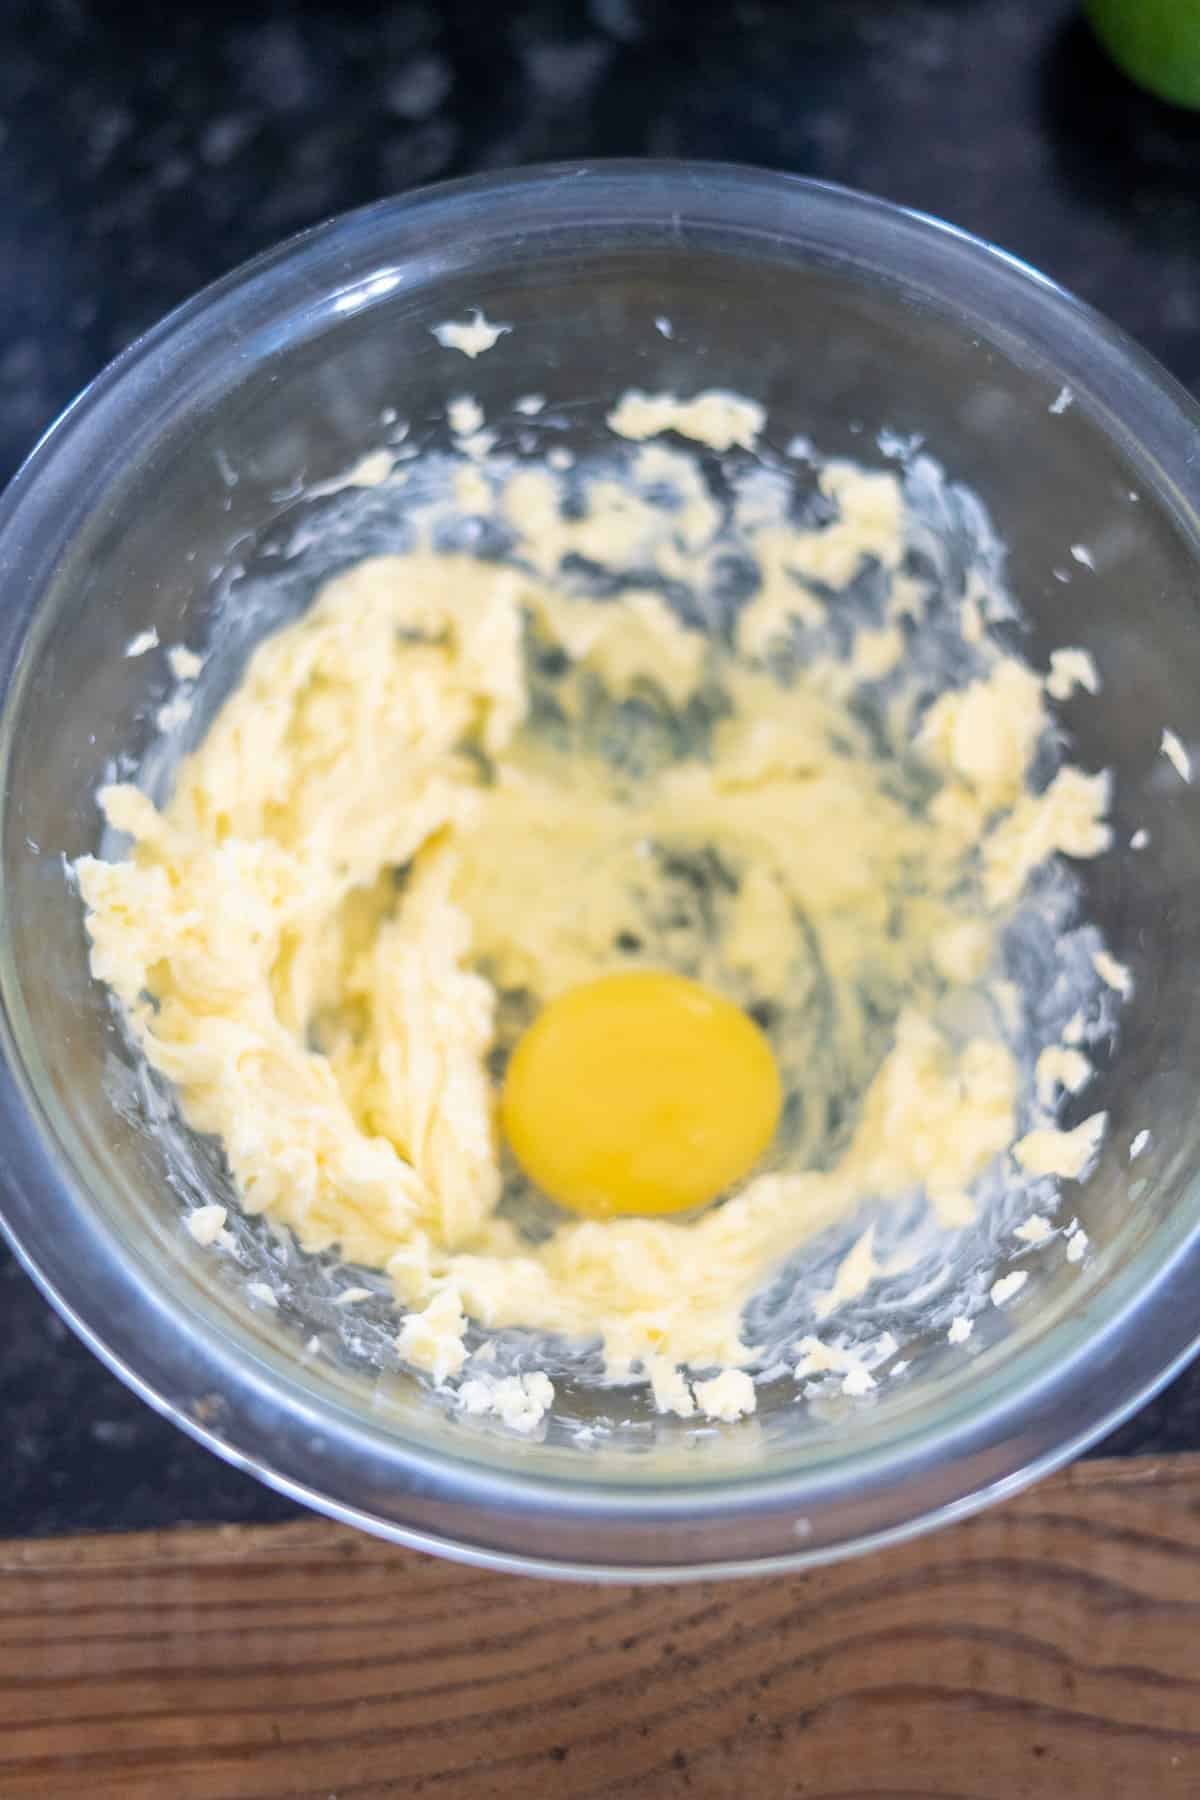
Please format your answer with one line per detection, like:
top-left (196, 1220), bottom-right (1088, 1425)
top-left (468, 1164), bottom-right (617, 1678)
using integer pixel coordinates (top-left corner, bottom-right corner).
top-left (77, 441), bottom-right (1120, 1428)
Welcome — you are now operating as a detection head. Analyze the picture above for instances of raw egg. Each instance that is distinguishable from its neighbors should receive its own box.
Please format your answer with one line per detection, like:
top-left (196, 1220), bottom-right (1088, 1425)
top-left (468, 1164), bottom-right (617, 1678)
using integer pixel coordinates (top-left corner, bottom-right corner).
top-left (501, 969), bottom-right (782, 1219)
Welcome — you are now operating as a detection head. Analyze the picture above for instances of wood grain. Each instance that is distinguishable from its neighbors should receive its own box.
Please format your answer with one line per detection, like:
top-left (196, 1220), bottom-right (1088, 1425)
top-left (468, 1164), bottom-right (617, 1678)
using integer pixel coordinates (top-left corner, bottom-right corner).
top-left (1, 1455), bottom-right (1199, 1799)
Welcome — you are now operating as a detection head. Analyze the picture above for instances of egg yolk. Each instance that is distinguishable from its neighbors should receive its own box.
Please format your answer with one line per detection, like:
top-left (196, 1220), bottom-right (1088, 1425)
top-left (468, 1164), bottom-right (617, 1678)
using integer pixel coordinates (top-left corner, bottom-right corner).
top-left (501, 969), bottom-right (783, 1220)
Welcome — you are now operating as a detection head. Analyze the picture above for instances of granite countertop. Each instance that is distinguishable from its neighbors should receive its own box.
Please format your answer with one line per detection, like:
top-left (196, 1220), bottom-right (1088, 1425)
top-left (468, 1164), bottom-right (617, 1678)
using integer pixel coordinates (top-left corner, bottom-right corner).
top-left (2, 0), bottom-right (1199, 1537)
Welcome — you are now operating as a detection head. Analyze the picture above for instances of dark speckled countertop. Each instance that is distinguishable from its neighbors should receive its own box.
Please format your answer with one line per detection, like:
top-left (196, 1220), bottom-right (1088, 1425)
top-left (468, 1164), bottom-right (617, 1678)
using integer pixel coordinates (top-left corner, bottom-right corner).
top-left (3, 0), bottom-right (1200, 1537)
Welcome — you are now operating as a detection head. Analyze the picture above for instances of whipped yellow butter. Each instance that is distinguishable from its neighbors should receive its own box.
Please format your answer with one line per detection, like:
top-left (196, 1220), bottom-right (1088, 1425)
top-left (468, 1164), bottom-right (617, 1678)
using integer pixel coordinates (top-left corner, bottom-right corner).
top-left (77, 393), bottom-right (1117, 1429)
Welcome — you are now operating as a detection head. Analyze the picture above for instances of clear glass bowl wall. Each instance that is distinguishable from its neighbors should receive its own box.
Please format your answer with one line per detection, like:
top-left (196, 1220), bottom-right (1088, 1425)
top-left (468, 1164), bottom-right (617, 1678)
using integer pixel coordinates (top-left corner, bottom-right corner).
top-left (1, 165), bottom-right (1199, 1577)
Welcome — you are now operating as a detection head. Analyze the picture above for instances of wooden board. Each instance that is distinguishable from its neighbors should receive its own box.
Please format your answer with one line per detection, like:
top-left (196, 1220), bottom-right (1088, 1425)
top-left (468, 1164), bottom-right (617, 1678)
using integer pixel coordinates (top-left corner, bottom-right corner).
top-left (1, 1454), bottom-right (1198, 1798)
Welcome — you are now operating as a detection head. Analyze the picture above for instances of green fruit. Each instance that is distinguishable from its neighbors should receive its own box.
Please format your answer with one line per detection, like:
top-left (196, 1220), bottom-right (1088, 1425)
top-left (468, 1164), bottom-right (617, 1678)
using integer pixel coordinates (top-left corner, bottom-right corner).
top-left (1088, 0), bottom-right (1200, 108)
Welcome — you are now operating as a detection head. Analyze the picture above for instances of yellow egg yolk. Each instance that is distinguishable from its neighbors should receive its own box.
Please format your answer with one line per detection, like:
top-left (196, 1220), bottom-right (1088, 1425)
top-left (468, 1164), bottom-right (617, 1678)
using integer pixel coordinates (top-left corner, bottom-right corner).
top-left (500, 969), bottom-right (783, 1220)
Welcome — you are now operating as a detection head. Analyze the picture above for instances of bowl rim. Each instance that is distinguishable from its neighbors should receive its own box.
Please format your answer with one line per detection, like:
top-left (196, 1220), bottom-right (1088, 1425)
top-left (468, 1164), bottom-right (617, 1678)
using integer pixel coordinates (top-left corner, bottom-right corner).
top-left (2, 158), bottom-right (1199, 1578)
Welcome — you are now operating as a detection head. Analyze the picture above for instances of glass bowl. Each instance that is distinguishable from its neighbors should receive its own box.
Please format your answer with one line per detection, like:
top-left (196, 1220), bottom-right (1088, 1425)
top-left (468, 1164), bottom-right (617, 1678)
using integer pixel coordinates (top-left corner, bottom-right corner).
top-left (2, 162), bottom-right (1199, 1580)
